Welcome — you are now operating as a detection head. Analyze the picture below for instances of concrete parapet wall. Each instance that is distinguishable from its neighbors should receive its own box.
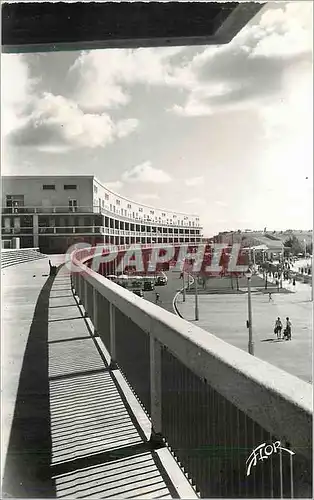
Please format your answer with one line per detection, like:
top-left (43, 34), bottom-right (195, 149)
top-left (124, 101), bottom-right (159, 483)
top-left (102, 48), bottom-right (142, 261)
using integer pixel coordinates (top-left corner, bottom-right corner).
top-left (73, 250), bottom-right (312, 460)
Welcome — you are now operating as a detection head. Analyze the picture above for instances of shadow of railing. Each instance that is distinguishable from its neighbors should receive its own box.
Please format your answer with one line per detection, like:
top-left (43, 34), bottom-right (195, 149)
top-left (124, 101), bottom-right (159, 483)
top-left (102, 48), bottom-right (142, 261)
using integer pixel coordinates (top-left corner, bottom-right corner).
top-left (2, 265), bottom-right (62, 497)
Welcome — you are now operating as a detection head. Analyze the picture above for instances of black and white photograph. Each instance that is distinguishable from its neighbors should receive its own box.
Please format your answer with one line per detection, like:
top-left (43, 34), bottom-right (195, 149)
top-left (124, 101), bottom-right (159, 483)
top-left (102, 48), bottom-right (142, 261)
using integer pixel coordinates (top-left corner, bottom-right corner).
top-left (1, 1), bottom-right (313, 498)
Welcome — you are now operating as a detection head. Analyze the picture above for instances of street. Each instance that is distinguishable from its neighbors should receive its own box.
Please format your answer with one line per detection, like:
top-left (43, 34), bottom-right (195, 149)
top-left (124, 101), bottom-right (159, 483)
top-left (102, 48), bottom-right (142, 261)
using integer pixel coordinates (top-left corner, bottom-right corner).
top-left (143, 270), bottom-right (183, 313)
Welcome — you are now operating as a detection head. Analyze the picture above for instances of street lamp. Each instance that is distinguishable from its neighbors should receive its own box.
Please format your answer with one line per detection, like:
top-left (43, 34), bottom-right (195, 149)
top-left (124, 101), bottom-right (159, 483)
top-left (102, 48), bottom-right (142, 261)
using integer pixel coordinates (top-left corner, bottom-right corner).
top-left (245, 268), bottom-right (254, 355)
top-left (182, 270), bottom-right (186, 302)
top-left (194, 273), bottom-right (199, 321)
top-left (280, 247), bottom-right (284, 289)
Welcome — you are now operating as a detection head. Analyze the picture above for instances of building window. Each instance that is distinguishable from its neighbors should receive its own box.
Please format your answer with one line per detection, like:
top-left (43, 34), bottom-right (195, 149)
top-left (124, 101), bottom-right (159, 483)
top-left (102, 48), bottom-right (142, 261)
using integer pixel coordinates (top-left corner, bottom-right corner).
top-left (139, 208), bottom-right (143, 212)
top-left (116, 199), bottom-right (120, 205)
top-left (43, 184), bottom-right (55, 190)
top-left (150, 210), bottom-right (154, 215)
top-left (94, 185), bottom-right (98, 193)
top-left (64, 185), bottom-right (77, 190)
top-left (105, 193), bottom-right (109, 200)
top-left (68, 199), bottom-right (78, 212)
top-left (162, 213), bottom-right (166, 217)
top-left (127, 203), bottom-right (132, 209)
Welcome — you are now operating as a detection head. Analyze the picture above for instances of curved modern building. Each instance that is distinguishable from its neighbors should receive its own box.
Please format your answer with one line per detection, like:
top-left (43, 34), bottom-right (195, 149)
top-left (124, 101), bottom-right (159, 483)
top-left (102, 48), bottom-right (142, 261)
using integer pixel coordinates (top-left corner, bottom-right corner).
top-left (2, 176), bottom-right (203, 253)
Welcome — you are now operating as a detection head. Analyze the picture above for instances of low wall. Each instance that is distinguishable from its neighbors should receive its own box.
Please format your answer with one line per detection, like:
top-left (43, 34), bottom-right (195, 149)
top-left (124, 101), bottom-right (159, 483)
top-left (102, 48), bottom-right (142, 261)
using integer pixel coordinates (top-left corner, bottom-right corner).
top-left (0, 247), bottom-right (46, 269)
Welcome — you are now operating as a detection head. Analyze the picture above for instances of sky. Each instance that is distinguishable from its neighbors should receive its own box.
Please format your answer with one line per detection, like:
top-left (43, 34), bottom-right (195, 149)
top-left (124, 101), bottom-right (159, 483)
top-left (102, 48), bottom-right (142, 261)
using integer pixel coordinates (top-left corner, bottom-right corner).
top-left (2, 1), bottom-right (313, 237)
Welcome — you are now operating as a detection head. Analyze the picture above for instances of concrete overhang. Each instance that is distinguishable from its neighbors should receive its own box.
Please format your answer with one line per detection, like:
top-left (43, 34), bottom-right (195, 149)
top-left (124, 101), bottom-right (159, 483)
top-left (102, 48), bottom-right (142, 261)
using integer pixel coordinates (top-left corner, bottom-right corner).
top-left (2, 1), bottom-right (264, 54)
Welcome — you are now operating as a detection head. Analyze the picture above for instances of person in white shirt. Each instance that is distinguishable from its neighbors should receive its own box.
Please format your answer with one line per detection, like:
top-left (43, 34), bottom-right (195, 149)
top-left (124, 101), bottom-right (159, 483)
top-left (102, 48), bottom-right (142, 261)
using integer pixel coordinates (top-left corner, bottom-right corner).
top-left (284, 317), bottom-right (292, 340)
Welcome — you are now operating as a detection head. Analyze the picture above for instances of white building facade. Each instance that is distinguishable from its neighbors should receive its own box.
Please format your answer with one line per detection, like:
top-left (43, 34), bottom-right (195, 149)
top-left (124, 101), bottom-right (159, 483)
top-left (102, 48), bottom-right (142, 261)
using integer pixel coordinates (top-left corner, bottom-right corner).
top-left (2, 176), bottom-right (203, 253)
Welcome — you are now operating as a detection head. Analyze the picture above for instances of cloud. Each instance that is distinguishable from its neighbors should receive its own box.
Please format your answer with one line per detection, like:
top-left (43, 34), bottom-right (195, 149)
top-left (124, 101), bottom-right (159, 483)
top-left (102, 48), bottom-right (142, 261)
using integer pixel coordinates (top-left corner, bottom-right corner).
top-left (170, 2), bottom-right (313, 117)
top-left (1, 55), bottom-right (38, 137)
top-left (104, 181), bottom-right (124, 192)
top-left (135, 193), bottom-right (160, 201)
top-left (185, 176), bottom-right (204, 187)
top-left (184, 198), bottom-right (206, 205)
top-left (215, 201), bottom-right (228, 207)
top-left (121, 161), bottom-right (172, 184)
top-left (8, 92), bottom-right (139, 151)
top-left (116, 118), bottom-right (139, 138)
top-left (70, 47), bottom-right (185, 111)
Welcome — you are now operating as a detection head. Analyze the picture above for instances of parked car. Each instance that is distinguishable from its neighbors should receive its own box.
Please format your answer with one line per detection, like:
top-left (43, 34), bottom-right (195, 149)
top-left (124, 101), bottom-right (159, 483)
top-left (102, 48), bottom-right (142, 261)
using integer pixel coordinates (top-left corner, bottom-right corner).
top-left (131, 280), bottom-right (142, 288)
top-left (155, 275), bottom-right (167, 286)
top-left (133, 289), bottom-right (144, 297)
top-left (144, 281), bottom-right (155, 291)
top-left (106, 274), bottom-right (117, 282)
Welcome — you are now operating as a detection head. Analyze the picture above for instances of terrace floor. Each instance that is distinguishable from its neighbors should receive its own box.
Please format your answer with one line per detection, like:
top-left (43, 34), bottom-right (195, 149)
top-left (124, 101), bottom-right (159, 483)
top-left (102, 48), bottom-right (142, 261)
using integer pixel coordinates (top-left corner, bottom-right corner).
top-left (1, 257), bottom-right (197, 498)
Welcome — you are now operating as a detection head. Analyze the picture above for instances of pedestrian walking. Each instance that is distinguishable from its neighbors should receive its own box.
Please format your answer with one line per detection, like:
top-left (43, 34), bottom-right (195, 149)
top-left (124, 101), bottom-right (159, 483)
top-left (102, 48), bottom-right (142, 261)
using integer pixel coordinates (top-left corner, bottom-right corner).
top-left (274, 317), bottom-right (282, 339)
top-left (155, 292), bottom-right (160, 304)
top-left (283, 317), bottom-right (292, 340)
top-left (268, 292), bottom-right (273, 302)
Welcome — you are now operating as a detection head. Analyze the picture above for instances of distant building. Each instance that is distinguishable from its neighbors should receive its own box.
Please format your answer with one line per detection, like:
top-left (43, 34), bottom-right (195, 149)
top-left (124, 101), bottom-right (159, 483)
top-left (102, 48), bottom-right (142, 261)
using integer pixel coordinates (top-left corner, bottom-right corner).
top-left (2, 176), bottom-right (203, 253)
top-left (214, 229), bottom-right (312, 260)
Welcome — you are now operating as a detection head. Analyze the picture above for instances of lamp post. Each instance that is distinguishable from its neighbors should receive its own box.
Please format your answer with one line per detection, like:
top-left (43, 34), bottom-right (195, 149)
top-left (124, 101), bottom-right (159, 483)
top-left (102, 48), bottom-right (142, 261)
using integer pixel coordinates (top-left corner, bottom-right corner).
top-left (245, 268), bottom-right (254, 355)
top-left (182, 270), bottom-right (186, 302)
top-left (280, 246), bottom-right (284, 289)
top-left (311, 254), bottom-right (313, 302)
top-left (194, 273), bottom-right (199, 321)
top-left (252, 247), bottom-right (256, 266)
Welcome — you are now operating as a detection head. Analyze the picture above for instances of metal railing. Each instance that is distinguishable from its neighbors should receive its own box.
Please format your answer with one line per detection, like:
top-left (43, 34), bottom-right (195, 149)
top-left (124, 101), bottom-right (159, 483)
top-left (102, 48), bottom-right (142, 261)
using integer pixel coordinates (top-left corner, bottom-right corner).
top-left (2, 205), bottom-right (202, 229)
top-left (2, 226), bottom-right (202, 245)
top-left (2, 226), bottom-right (105, 235)
top-left (70, 247), bottom-right (312, 498)
top-left (2, 205), bottom-right (100, 214)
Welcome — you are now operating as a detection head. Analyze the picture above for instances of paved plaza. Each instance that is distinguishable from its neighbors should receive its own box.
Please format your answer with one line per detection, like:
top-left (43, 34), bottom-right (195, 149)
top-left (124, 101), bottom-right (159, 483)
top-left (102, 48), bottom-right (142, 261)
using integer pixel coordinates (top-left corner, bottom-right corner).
top-left (176, 287), bottom-right (312, 383)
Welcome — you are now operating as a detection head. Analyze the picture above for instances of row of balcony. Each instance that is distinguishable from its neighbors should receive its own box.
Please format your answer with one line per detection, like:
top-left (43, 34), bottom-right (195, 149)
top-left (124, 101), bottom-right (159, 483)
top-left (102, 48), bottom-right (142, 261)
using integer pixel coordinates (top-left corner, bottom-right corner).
top-left (2, 205), bottom-right (202, 228)
top-left (2, 226), bottom-right (201, 237)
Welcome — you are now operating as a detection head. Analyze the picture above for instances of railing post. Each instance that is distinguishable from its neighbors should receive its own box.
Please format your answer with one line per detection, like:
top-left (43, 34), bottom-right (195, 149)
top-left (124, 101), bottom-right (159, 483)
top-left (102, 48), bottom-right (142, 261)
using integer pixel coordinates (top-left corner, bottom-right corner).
top-left (84, 279), bottom-right (88, 317)
top-left (150, 336), bottom-right (164, 446)
top-left (77, 272), bottom-right (82, 304)
top-left (74, 272), bottom-right (78, 294)
top-left (93, 287), bottom-right (98, 335)
top-left (109, 303), bottom-right (117, 370)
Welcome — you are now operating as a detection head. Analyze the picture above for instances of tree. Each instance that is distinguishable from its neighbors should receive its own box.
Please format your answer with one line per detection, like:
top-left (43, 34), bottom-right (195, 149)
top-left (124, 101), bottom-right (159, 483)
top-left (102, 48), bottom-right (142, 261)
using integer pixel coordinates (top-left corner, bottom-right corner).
top-left (284, 236), bottom-right (303, 256)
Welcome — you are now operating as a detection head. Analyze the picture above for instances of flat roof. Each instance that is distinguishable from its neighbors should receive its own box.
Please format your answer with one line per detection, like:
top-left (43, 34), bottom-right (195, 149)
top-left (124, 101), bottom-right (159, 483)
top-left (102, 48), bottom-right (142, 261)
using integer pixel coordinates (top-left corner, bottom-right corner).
top-left (2, 175), bottom-right (201, 218)
top-left (2, 2), bottom-right (264, 54)
top-left (2, 175), bottom-right (93, 179)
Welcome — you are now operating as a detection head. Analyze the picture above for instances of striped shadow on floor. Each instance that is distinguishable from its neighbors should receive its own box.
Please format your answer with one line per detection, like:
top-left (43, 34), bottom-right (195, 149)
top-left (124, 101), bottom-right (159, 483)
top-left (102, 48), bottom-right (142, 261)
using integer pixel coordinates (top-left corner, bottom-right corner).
top-left (48, 270), bottom-right (183, 499)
